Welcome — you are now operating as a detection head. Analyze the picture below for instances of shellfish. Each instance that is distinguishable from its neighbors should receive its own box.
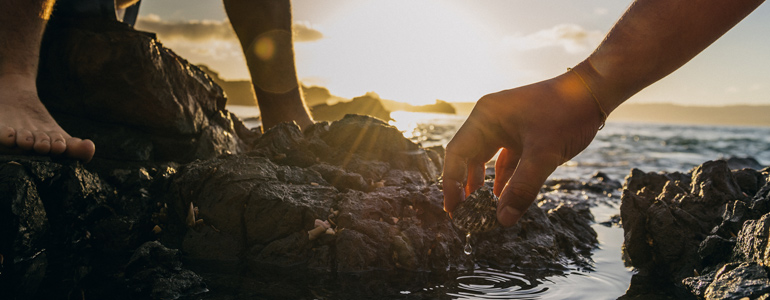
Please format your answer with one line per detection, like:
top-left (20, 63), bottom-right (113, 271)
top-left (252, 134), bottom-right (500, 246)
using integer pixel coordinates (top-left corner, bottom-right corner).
top-left (451, 185), bottom-right (500, 233)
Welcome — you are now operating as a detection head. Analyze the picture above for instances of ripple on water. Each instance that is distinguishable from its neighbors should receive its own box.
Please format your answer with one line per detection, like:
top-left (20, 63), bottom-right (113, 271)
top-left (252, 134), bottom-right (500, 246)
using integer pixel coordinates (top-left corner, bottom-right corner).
top-left (446, 269), bottom-right (547, 299)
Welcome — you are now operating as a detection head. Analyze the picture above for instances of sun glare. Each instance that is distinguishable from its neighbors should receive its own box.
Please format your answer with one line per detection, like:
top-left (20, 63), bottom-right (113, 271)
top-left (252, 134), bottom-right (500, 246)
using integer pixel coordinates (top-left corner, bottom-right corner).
top-left (294, 0), bottom-right (511, 106)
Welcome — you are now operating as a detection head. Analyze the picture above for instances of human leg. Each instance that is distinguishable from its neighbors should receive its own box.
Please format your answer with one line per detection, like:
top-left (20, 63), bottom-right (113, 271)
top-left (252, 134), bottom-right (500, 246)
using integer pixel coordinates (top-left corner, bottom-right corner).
top-left (223, 0), bottom-right (313, 131)
top-left (0, 0), bottom-right (95, 162)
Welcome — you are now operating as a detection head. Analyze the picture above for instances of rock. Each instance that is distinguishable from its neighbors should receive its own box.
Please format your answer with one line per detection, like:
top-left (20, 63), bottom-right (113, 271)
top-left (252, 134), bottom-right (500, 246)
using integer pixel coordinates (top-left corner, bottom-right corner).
top-left (0, 156), bottom-right (184, 299)
top-left (620, 160), bottom-right (770, 299)
top-left (620, 161), bottom-right (744, 280)
top-left (0, 161), bottom-right (49, 299)
top-left (37, 18), bottom-right (254, 163)
top-left (126, 241), bottom-right (208, 299)
top-left (722, 156), bottom-right (765, 170)
top-left (167, 115), bottom-right (600, 278)
top-left (702, 262), bottom-right (770, 300)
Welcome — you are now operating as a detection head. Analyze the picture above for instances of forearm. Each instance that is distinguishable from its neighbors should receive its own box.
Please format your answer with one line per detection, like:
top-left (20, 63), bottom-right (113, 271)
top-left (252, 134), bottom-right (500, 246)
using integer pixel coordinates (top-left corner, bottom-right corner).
top-left (574, 0), bottom-right (764, 113)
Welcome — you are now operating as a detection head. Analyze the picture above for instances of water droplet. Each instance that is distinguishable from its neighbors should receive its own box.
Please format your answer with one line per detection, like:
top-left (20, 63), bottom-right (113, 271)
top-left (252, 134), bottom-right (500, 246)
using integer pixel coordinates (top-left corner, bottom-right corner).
top-left (464, 232), bottom-right (472, 255)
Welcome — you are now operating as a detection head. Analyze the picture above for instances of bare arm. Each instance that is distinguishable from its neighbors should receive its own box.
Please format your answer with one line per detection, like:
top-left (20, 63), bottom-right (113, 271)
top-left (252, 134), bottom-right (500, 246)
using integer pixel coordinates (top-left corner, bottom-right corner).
top-left (443, 0), bottom-right (765, 227)
top-left (577, 0), bottom-right (764, 113)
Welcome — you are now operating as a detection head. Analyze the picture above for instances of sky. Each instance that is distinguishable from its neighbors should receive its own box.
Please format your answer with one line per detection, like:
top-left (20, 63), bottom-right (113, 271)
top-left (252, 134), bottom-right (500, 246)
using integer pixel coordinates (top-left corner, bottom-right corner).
top-left (135, 0), bottom-right (770, 107)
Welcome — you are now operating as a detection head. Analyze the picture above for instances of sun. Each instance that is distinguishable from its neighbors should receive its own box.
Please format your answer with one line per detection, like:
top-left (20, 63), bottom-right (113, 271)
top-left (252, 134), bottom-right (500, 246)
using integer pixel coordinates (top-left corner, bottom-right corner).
top-left (294, 0), bottom-right (511, 106)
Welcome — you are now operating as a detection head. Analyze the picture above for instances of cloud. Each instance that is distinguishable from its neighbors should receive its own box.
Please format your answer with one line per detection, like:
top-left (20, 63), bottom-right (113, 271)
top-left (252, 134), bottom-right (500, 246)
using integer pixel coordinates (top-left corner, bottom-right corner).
top-left (293, 21), bottom-right (324, 42)
top-left (594, 7), bottom-right (609, 15)
top-left (135, 14), bottom-right (323, 43)
top-left (136, 14), bottom-right (236, 41)
top-left (502, 24), bottom-right (603, 54)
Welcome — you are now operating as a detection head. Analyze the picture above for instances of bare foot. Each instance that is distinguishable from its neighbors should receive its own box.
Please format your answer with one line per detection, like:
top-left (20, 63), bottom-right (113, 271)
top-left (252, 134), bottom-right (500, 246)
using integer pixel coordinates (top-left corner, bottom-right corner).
top-left (0, 75), bottom-right (95, 162)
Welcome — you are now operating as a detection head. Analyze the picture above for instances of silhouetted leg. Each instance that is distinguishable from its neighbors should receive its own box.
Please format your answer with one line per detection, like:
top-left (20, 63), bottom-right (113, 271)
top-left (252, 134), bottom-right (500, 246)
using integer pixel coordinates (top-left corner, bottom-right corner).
top-left (0, 0), bottom-right (95, 162)
top-left (223, 0), bottom-right (313, 131)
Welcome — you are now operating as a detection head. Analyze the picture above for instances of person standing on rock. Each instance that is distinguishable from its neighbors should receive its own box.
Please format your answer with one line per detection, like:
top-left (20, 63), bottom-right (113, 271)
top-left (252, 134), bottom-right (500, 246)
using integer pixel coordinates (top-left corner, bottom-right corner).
top-left (0, 0), bottom-right (314, 163)
top-left (442, 0), bottom-right (765, 227)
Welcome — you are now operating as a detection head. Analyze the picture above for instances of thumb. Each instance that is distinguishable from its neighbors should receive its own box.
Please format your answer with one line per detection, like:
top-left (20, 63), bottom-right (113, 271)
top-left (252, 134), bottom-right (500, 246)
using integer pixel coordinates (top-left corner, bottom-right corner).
top-left (497, 151), bottom-right (560, 227)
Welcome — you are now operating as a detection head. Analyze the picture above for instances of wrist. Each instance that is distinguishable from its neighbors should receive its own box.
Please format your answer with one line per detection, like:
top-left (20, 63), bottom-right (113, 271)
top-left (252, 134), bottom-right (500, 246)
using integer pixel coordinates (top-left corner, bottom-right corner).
top-left (570, 60), bottom-right (627, 115)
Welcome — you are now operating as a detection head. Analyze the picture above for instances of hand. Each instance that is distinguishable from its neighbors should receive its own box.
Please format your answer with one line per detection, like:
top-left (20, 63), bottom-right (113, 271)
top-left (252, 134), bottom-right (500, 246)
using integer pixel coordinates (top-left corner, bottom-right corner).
top-left (442, 71), bottom-right (604, 227)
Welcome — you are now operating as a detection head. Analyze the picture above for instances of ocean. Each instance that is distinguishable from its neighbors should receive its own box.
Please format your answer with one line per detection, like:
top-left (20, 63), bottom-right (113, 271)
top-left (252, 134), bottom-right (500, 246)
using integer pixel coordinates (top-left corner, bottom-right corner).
top-left (227, 106), bottom-right (770, 299)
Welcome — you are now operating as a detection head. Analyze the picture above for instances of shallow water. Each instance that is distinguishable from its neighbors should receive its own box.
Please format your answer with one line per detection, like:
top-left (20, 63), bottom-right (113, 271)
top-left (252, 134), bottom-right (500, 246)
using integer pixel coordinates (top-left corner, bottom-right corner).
top-left (224, 107), bottom-right (770, 299)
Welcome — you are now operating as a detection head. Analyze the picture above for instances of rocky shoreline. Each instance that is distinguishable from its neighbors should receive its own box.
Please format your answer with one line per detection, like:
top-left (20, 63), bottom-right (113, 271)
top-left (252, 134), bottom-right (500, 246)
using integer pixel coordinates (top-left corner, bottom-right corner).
top-left (4, 15), bottom-right (765, 300)
top-left (1, 18), bottom-right (600, 299)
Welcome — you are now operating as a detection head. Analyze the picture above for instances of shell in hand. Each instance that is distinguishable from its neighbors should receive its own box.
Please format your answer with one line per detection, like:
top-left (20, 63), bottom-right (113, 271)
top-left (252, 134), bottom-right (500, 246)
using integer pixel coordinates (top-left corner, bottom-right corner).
top-left (451, 185), bottom-right (500, 233)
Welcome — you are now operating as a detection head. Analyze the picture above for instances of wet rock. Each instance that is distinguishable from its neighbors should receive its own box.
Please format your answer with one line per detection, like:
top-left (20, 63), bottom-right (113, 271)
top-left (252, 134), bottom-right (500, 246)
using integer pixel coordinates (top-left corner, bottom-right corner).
top-left (620, 161), bottom-right (744, 280)
top-left (166, 115), bottom-right (600, 278)
top-left (599, 214), bottom-right (622, 228)
top-left (620, 159), bottom-right (770, 299)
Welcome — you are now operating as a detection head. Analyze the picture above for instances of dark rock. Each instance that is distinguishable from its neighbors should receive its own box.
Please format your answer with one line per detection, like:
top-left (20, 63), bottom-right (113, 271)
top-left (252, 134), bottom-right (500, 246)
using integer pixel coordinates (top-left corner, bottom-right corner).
top-left (698, 235), bottom-right (734, 266)
top-left (702, 262), bottom-right (770, 300)
top-left (599, 214), bottom-right (622, 227)
top-left (620, 160), bottom-right (770, 299)
top-left (322, 114), bottom-right (440, 181)
top-left (166, 117), bottom-right (600, 278)
top-left (0, 156), bottom-right (185, 299)
top-left (620, 161), bottom-right (744, 280)
top-left (37, 18), bottom-right (248, 163)
top-left (733, 168), bottom-right (764, 197)
top-left (126, 241), bottom-right (208, 299)
top-left (722, 156), bottom-right (764, 170)
top-left (0, 161), bottom-right (49, 299)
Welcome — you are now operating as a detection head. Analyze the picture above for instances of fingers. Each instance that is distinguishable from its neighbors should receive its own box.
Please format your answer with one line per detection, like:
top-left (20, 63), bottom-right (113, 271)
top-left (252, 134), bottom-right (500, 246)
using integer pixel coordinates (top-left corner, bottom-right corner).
top-left (497, 150), bottom-right (561, 227)
top-left (493, 148), bottom-right (520, 197)
top-left (442, 151), bottom-right (467, 215)
top-left (442, 107), bottom-right (509, 215)
top-left (465, 161), bottom-right (486, 196)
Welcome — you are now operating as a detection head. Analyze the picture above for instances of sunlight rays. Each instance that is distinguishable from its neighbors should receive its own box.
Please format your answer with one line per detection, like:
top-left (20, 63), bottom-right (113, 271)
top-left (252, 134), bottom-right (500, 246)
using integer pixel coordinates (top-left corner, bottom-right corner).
top-left (294, 0), bottom-right (510, 106)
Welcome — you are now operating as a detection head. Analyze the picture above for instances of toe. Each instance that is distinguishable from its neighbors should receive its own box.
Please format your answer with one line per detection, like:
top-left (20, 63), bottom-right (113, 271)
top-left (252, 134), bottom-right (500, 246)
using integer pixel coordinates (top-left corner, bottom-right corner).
top-left (48, 132), bottom-right (67, 155)
top-left (65, 137), bottom-right (96, 163)
top-left (16, 129), bottom-right (35, 150)
top-left (32, 131), bottom-right (52, 154)
top-left (0, 125), bottom-right (16, 147)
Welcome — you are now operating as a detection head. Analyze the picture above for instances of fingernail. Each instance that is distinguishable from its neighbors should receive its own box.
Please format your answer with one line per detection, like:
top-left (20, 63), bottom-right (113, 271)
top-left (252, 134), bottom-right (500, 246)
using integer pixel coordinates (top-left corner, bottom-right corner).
top-left (498, 206), bottom-right (521, 227)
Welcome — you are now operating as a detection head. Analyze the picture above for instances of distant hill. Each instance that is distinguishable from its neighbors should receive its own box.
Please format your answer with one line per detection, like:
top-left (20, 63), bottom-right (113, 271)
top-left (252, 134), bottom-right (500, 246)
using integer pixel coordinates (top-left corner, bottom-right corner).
top-left (310, 94), bottom-right (391, 122)
top-left (609, 103), bottom-right (770, 127)
top-left (198, 65), bottom-right (257, 106)
top-left (448, 102), bottom-right (770, 127)
top-left (379, 98), bottom-right (455, 114)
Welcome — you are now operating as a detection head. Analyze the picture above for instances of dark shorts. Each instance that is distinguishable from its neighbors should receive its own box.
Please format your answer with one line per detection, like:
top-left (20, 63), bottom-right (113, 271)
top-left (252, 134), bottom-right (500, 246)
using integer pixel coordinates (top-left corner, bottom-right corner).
top-left (53, 0), bottom-right (141, 26)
